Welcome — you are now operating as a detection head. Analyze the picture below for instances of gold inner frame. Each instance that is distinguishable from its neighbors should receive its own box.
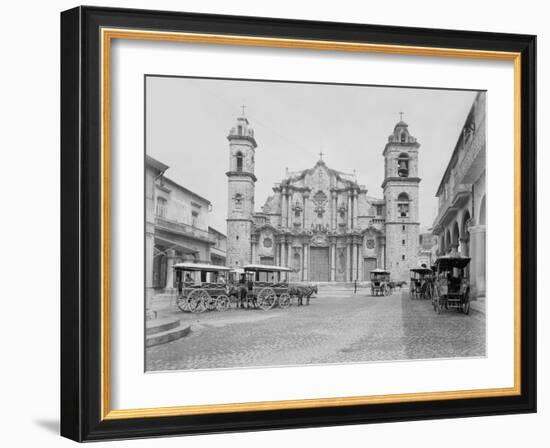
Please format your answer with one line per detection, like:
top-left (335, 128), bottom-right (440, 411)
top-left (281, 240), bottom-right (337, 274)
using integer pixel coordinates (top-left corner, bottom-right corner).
top-left (100, 27), bottom-right (522, 421)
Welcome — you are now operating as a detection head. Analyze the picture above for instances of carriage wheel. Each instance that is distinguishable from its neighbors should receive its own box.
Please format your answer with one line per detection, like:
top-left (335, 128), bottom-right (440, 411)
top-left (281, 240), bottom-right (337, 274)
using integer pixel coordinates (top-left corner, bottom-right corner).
top-left (188, 289), bottom-right (208, 313)
top-left (278, 293), bottom-right (291, 309)
top-left (176, 294), bottom-right (188, 312)
top-left (258, 287), bottom-right (276, 311)
top-left (215, 295), bottom-right (230, 312)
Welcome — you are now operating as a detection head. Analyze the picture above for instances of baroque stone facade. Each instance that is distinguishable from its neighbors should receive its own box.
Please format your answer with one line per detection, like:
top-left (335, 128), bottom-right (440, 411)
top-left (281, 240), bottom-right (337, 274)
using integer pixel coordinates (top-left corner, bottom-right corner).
top-left (226, 113), bottom-right (423, 282)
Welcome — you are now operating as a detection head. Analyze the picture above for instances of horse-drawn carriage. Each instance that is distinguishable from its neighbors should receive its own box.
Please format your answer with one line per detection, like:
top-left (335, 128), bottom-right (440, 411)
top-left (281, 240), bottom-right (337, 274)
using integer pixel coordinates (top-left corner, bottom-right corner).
top-left (370, 268), bottom-right (391, 296)
top-left (173, 262), bottom-right (231, 313)
top-left (409, 267), bottom-right (434, 300)
top-left (241, 264), bottom-right (293, 310)
top-left (431, 255), bottom-right (471, 314)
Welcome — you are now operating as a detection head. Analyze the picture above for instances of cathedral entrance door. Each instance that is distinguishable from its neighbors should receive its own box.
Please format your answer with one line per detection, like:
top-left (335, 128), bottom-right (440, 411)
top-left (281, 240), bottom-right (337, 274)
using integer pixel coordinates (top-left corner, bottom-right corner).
top-left (363, 257), bottom-right (377, 280)
top-left (310, 247), bottom-right (329, 281)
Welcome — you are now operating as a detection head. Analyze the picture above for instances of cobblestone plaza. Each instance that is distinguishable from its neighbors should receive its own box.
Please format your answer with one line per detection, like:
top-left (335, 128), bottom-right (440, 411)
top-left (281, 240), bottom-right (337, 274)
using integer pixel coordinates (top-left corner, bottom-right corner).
top-left (146, 288), bottom-right (485, 371)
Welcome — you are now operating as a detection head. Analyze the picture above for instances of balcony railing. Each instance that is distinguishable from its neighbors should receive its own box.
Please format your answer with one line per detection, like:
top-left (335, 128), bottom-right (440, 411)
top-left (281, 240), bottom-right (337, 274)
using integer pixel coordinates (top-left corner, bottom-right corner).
top-left (155, 216), bottom-right (216, 244)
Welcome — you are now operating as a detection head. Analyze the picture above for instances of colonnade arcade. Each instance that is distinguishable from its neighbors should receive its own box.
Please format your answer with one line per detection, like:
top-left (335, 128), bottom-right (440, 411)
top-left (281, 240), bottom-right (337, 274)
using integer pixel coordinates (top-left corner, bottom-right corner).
top-left (437, 195), bottom-right (486, 297)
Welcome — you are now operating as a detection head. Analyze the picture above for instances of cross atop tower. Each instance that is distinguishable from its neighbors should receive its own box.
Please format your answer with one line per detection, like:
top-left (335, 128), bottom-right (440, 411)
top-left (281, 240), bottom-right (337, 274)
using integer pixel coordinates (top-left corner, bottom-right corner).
top-left (241, 105), bottom-right (247, 117)
top-left (318, 150), bottom-right (325, 161)
top-left (399, 111), bottom-right (404, 121)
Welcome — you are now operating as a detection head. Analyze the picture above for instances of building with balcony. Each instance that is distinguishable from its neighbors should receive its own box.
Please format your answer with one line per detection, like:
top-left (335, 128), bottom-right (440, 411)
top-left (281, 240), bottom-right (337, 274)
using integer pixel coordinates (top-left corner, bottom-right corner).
top-left (432, 92), bottom-right (486, 297)
top-left (146, 156), bottom-right (226, 291)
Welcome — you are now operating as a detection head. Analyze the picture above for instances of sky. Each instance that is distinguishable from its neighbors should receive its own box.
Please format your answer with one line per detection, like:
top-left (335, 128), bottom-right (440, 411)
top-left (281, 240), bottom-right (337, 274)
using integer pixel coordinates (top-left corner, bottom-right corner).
top-left (146, 76), bottom-right (478, 233)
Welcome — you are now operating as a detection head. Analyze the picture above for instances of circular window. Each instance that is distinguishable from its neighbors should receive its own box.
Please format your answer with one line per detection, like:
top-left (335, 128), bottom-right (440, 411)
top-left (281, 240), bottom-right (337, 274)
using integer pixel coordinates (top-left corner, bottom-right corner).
top-left (263, 237), bottom-right (273, 248)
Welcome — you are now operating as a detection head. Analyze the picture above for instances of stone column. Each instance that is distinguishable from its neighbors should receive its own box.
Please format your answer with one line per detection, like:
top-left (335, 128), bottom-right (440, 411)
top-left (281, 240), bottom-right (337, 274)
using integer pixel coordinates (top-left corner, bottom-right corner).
top-left (281, 189), bottom-right (288, 228)
top-left (345, 241), bottom-right (351, 281)
top-left (358, 244), bottom-right (364, 281)
top-left (303, 192), bottom-right (309, 229)
top-left (286, 242), bottom-right (292, 267)
top-left (333, 193), bottom-right (338, 230)
top-left (286, 192), bottom-right (292, 228)
top-left (302, 243), bottom-right (309, 281)
top-left (352, 243), bottom-right (358, 281)
top-left (165, 249), bottom-right (176, 290)
top-left (348, 191), bottom-right (353, 229)
top-left (469, 225), bottom-right (486, 297)
top-left (330, 241), bottom-right (336, 282)
top-left (145, 227), bottom-right (155, 315)
top-left (353, 191), bottom-right (358, 228)
top-left (379, 236), bottom-right (386, 269)
top-left (281, 240), bottom-right (287, 267)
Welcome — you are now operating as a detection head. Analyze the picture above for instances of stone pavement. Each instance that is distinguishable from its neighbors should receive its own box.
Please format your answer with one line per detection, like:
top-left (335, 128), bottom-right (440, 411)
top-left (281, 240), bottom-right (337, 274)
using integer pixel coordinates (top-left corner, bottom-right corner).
top-left (146, 287), bottom-right (486, 372)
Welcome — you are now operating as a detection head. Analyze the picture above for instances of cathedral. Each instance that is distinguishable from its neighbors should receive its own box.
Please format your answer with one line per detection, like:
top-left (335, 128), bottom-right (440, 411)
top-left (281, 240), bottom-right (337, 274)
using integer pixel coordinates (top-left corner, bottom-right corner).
top-left (226, 112), bottom-right (420, 282)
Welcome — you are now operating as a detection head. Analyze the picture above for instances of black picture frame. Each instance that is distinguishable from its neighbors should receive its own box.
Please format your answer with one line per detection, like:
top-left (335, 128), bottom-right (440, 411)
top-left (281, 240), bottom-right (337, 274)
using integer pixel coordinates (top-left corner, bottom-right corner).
top-left (61, 5), bottom-right (536, 442)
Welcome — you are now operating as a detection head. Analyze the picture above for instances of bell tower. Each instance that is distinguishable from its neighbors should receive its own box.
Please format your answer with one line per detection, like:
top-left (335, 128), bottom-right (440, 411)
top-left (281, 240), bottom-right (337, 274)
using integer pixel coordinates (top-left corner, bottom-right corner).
top-left (382, 114), bottom-right (421, 281)
top-left (226, 109), bottom-right (257, 268)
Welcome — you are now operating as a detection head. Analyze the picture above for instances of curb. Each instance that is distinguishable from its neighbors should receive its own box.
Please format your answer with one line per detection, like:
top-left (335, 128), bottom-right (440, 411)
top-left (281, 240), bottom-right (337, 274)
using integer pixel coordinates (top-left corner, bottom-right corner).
top-left (146, 320), bottom-right (191, 347)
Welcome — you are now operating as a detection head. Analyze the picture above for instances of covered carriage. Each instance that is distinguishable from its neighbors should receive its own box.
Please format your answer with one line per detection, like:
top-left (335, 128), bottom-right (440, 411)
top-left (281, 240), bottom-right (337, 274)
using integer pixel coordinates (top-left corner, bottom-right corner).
top-left (370, 268), bottom-right (391, 296)
top-left (409, 267), bottom-right (434, 300)
top-left (431, 255), bottom-right (471, 314)
top-left (242, 264), bottom-right (292, 310)
top-left (173, 262), bottom-right (231, 313)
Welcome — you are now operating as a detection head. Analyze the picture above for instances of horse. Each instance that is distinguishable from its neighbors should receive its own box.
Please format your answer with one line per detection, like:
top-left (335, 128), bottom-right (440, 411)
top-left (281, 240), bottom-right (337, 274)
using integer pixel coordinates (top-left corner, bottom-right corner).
top-left (227, 284), bottom-right (256, 309)
top-left (291, 284), bottom-right (318, 306)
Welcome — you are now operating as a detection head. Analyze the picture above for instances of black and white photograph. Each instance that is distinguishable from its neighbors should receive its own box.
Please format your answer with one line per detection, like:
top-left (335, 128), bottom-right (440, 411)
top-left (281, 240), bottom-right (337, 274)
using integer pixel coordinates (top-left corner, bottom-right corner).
top-left (144, 77), bottom-right (487, 372)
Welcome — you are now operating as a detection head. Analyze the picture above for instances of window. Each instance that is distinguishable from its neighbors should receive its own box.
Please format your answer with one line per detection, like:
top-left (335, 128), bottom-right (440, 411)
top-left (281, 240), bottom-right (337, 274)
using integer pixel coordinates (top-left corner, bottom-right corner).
top-left (402, 239), bottom-right (405, 245)
top-left (191, 210), bottom-right (199, 227)
top-left (375, 205), bottom-right (383, 216)
top-left (397, 192), bottom-right (410, 217)
top-left (402, 255), bottom-right (405, 261)
top-left (402, 225), bottom-right (406, 231)
top-left (236, 152), bottom-right (243, 172)
top-left (400, 132), bottom-right (406, 143)
top-left (237, 125), bottom-right (243, 135)
top-left (155, 197), bottom-right (167, 218)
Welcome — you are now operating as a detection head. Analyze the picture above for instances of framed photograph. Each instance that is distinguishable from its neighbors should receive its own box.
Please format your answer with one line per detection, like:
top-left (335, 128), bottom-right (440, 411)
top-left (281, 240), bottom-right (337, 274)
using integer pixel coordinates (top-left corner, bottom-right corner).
top-left (60, 6), bottom-right (536, 441)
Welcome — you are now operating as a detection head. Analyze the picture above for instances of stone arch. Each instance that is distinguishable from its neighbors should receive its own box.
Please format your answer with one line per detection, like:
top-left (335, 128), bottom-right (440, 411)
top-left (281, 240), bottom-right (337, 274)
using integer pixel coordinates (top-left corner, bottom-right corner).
top-left (478, 195), bottom-right (486, 225)
top-left (397, 192), bottom-right (410, 217)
